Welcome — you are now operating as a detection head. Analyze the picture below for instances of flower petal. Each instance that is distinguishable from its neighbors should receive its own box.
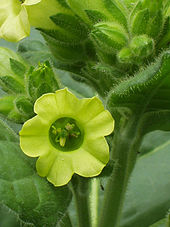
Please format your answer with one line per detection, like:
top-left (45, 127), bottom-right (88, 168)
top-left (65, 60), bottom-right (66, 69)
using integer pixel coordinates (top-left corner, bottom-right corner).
top-left (34, 93), bottom-right (59, 123)
top-left (26, 0), bottom-right (61, 30)
top-left (47, 153), bottom-right (74, 186)
top-left (20, 116), bottom-right (49, 157)
top-left (77, 97), bottom-right (105, 123)
top-left (85, 110), bottom-right (114, 138)
top-left (72, 148), bottom-right (106, 177)
top-left (0, 6), bottom-right (30, 42)
top-left (54, 88), bottom-right (81, 115)
top-left (23, 0), bottom-right (41, 6)
top-left (0, 0), bottom-right (12, 26)
top-left (36, 149), bottom-right (57, 177)
top-left (34, 88), bottom-right (81, 122)
top-left (82, 137), bottom-right (110, 164)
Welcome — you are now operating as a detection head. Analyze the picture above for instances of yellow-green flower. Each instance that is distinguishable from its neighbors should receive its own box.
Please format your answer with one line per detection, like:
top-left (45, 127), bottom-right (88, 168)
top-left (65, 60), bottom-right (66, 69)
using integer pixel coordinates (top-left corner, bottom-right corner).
top-left (0, 0), bottom-right (59, 42)
top-left (20, 88), bottom-right (114, 186)
top-left (0, 0), bottom-right (41, 42)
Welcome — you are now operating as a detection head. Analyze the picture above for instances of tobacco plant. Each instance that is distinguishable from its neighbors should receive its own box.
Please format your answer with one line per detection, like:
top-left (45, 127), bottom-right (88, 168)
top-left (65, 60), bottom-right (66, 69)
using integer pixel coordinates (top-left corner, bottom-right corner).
top-left (0, 0), bottom-right (170, 227)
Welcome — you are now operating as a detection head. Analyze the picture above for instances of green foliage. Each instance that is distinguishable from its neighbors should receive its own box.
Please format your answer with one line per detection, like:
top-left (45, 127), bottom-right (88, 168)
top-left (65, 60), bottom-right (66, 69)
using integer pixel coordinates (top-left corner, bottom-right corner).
top-left (37, 0), bottom-right (170, 97)
top-left (0, 47), bottom-right (60, 123)
top-left (120, 134), bottom-right (170, 227)
top-left (18, 40), bottom-right (53, 66)
top-left (107, 50), bottom-right (170, 135)
top-left (0, 117), bottom-right (72, 227)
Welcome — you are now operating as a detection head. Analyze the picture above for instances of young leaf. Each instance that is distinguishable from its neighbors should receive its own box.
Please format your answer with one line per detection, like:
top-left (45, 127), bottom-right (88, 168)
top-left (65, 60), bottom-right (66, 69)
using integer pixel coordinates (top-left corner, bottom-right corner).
top-left (10, 58), bottom-right (26, 78)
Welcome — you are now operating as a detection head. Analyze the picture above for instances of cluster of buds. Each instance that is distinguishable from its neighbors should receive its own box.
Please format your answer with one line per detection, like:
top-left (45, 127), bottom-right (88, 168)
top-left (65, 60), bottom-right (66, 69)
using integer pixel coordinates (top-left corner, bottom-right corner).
top-left (23, 0), bottom-right (168, 96)
top-left (0, 0), bottom-right (169, 96)
top-left (0, 47), bottom-right (60, 123)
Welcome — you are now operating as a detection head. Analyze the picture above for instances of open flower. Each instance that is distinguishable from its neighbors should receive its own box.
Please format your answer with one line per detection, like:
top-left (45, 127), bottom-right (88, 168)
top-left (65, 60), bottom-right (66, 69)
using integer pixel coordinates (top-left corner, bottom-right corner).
top-left (20, 88), bottom-right (114, 186)
top-left (0, 0), bottom-right (41, 42)
top-left (0, 0), bottom-right (59, 42)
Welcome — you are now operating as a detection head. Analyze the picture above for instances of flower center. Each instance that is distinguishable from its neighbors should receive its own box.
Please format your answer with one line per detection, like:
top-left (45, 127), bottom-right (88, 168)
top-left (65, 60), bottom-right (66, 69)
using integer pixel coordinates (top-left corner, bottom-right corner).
top-left (49, 117), bottom-right (84, 151)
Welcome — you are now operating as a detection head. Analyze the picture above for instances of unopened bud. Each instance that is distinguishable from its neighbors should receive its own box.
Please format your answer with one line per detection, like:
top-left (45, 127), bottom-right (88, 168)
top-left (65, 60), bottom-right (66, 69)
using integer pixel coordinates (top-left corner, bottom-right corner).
top-left (130, 35), bottom-right (154, 59)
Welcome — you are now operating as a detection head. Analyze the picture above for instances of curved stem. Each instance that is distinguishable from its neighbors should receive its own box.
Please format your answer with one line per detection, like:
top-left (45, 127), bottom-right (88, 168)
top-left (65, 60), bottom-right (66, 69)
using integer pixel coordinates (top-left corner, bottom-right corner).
top-left (99, 116), bottom-right (142, 227)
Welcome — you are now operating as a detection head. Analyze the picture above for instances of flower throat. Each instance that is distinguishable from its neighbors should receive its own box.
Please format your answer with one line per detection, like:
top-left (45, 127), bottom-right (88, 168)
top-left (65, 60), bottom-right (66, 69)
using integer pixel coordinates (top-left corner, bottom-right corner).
top-left (49, 117), bottom-right (84, 151)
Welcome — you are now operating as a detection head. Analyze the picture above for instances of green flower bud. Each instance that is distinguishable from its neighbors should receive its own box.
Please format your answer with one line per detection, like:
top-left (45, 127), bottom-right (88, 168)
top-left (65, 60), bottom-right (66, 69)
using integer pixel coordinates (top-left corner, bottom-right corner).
top-left (0, 96), bottom-right (14, 115)
top-left (26, 61), bottom-right (60, 101)
top-left (130, 35), bottom-right (154, 59)
top-left (14, 96), bottom-right (34, 117)
top-left (91, 22), bottom-right (128, 54)
top-left (117, 47), bottom-right (134, 64)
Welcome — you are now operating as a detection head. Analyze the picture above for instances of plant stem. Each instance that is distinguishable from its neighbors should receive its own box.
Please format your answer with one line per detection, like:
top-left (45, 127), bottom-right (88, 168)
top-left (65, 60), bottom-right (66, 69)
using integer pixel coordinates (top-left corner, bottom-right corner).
top-left (89, 178), bottom-right (99, 227)
top-left (70, 176), bottom-right (92, 227)
top-left (99, 116), bottom-right (142, 227)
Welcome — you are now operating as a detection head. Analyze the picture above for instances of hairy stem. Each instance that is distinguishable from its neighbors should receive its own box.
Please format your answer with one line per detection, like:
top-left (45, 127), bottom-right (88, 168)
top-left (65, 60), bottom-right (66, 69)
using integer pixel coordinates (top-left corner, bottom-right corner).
top-left (89, 178), bottom-right (99, 227)
top-left (70, 177), bottom-right (92, 227)
top-left (99, 116), bottom-right (142, 227)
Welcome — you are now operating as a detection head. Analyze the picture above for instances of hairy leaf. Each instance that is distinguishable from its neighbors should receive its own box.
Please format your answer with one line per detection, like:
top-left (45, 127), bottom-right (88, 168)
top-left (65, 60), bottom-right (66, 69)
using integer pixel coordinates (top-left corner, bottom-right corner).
top-left (0, 118), bottom-right (72, 227)
top-left (107, 50), bottom-right (170, 135)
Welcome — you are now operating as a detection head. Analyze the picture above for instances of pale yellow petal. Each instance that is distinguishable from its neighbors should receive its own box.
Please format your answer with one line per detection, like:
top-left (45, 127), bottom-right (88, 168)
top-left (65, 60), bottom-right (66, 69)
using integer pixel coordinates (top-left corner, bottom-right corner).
top-left (0, 6), bottom-right (30, 42)
top-left (85, 110), bottom-right (114, 138)
top-left (34, 88), bottom-right (81, 122)
top-left (23, 0), bottom-right (41, 5)
top-left (76, 97), bottom-right (105, 123)
top-left (34, 93), bottom-right (59, 123)
top-left (82, 137), bottom-right (110, 164)
top-left (20, 116), bottom-right (50, 157)
top-left (72, 148), bottom-right (106, 177)
top-left (36, 149), bottom-right (57, 177)
top-left (47, 154), bottom-right (74, 186)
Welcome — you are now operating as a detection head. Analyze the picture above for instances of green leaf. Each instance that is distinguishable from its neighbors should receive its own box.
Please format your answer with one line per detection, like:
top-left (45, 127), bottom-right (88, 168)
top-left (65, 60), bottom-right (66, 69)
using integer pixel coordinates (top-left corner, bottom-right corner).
top-left (131, 9), bottom-right (150, 35)
top-left (14, 96), bottom-right (34, 117)
top-left (41, 32), bottom-right (86, 64)
top-left (149, 218), bottom-right (167, 227)
top-left (146, 10), bottom-right (163, 39)
top-left (85, 10), bottom-right (108, 24)
top-left (103, 0), bottom-right (128, 28)
top-left (107, 50), bottom-right (170, 135)
top-left (0, 76), bottom-right (25, 94)
top-left (0, 118), bottom-right (72, 227)
top-left (139, 130), bottom-right (170, 155)
top-left (50, 14), bottom-right (88, 42)
top-left (18, 40), bottom-right (52, 66)
top-left (0, 206), bottom-right (20, 227)
top-left (10, 58), bottom-right (26, 78)
top-left (120, 137), bottom-right (170, 227)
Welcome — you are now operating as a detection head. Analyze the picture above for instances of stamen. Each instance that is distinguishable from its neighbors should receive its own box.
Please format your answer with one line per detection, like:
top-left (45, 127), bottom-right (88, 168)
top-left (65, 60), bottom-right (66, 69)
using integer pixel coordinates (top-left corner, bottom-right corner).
top-left (60, 137), bottom-right (66, 147)
top-left (49, 117), bottom-right (83, 151)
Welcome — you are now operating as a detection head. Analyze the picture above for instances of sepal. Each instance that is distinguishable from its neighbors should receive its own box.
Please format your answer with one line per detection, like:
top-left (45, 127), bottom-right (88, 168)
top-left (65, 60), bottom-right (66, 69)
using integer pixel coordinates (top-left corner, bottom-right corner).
top-left (26, 61), bottom-right (60, 101)
top-left (91, 22), bottom-right (128, 54)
